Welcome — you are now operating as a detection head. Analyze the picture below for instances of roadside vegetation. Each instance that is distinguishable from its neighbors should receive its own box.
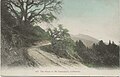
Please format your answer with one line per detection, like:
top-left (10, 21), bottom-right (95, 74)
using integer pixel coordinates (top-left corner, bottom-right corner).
top-left (1, 0), bottom-right (119, 68)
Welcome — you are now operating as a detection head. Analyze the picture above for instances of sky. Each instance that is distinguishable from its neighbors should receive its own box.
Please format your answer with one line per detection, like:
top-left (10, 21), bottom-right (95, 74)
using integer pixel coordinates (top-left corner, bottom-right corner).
top-left (57, 0), bottom-right (120, 44)
top-left (40, 0), bottom-right (120, 44)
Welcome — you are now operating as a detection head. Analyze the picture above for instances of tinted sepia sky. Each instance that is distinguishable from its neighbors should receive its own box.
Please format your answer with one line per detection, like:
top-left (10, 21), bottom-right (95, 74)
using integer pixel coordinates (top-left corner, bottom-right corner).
top-left (56, 0), bottom-right (120, 44)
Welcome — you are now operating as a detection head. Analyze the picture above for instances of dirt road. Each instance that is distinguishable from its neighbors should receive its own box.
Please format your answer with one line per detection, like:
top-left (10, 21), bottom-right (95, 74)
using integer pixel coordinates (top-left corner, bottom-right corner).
top-left (27, 43), bottom-right (88, 70)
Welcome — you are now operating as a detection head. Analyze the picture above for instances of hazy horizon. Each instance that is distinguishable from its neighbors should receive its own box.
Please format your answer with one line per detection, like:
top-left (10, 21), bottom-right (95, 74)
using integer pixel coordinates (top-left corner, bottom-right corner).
top-left (39, 0), bottom-right (120, 44)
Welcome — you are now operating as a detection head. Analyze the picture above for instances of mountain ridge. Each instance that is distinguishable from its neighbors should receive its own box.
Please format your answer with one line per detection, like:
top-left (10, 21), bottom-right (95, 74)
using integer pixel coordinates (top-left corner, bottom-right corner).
top-left (70, 34), bottom-right (99, 47)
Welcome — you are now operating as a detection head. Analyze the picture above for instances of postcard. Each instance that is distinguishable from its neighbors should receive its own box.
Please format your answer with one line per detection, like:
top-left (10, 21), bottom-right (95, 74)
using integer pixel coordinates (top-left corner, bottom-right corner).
top-left (1, 0), bottom-right (120, 76)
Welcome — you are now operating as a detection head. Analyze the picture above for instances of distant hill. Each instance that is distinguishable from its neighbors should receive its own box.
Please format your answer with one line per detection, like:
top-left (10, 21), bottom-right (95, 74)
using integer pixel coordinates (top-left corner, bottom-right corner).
top-left (71, 34), bottom-right (99, 47)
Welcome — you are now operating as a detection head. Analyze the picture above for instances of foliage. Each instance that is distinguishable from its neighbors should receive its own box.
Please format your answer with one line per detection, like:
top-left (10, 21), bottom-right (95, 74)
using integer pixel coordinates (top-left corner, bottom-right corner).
top-left (2, 0), bottom-right (119, 68)
top-left (1, 0), bottom-right (62, 47)
top-left (1, 0), bottom-right (39, 67)
top-left (92, 40), bottom-right (119, 67)
top-left (75, 40), bottom-right (119, 67)
top-left (47, 25), bottom-right (76, 58)
top-left (40, 45), bottom-right (53, 53)
top-left (7, 0), bottom-right (62, 24)
top-left (32, 26), bottom-right (49, 41)
top-left (1, 0), bottom-right (62, 67)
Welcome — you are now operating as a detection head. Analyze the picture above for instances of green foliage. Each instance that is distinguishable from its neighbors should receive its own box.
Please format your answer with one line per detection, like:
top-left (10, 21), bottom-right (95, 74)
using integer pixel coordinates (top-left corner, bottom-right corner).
top-left (8, 0), bottom-right (62, 25)
top-left (32, 26), bottom-right (49, 41)
top-left (90, 40), bottom-right (119, 67)
top-left (47, 25), bottom-right (75, 58)
top-left (75, 39), bottom-right (119, 67)
top-left (75, 40), bottom-right (86, 53)
top-left (40, 45), bottom-right (53, 53)
top-left (74, 40), bottom-right (90, 63)
top-left (1, 0), bottom-right (38, 66)
top-left (1, 0), bottom-right (62, 47)
top-left (40, 12), bottom-right (57, 23)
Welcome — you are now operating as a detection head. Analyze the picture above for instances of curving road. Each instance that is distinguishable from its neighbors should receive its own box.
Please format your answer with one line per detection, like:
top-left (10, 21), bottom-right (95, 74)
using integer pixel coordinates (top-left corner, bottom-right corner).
top-left (27, 42), bottom-right (88, 70)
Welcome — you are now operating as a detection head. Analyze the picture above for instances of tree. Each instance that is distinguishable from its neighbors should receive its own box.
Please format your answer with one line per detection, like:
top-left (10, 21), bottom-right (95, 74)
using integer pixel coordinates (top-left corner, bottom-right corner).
top-left (74, 40), bottom-right (88, 62)
top-left (7, 0), bottom-right (62, 25)
top-left (32, 26), bottom-right (49, 41)
top-left (90, 40), bottom-right (119, 67)
top-left (75, 40), bottom-right (86, 55)
top-left (48, 25), bottom-right (75, 58)
top-left (1, 0), bottom-right (16, 45)
top-left (3, 0), bottom-right (62, 46)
